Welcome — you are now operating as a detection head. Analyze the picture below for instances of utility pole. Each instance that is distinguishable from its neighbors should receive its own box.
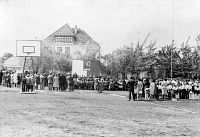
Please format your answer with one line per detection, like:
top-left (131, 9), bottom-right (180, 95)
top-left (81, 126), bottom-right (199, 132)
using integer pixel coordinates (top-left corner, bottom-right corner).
top-left (171, 0), bottom-right (175, 79)
top-left (99, 43), bottom-right (101, 76)
top-left (171, 40), bottom-right (174, 79)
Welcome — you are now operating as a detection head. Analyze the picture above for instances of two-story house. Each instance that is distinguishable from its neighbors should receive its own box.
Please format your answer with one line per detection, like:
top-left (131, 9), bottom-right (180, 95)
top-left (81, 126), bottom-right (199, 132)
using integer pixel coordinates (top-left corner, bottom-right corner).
top-left (43, 23), bottom-right (100, 59)
top-left (42, 23), bottom-right (101, 76)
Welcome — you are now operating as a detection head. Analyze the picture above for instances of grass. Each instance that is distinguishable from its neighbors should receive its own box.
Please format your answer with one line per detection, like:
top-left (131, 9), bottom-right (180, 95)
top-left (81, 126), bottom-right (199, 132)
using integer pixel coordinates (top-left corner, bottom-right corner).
top-left (0, 87), bottom-right (200, 136)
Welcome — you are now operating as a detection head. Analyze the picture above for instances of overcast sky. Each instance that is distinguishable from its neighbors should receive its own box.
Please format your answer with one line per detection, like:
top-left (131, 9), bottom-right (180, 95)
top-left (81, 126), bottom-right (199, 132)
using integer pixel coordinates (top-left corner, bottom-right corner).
top-left (0, 0), bottom-right (200, 56)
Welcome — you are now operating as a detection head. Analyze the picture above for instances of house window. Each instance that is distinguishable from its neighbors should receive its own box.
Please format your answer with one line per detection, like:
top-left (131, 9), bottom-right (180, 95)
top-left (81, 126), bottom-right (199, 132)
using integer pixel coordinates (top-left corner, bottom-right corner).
top-left (57, 47), bottom-right (62, 53)
top-left (55, 36), bottom-right (73, 43)
top-left (65, 47), bottom-right (70, 55)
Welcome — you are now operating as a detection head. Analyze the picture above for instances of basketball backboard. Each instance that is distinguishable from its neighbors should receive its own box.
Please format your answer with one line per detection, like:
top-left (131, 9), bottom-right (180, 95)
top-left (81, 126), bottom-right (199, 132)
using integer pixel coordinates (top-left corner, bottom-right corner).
top-left (16, 40), bottom-right (41, 57)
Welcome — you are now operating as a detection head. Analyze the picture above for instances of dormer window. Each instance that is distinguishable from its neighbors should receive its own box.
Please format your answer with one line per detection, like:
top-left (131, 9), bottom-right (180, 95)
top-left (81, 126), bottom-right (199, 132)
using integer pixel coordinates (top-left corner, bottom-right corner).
top-left (55, 36), bottom-right (73, 43)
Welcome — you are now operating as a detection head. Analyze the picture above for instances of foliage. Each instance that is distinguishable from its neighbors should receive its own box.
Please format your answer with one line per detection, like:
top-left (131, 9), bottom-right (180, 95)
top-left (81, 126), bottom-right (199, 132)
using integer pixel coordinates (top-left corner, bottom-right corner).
top-left (26, 46), bottom-right (72, 73)
top-left (73, 44), bottom-right (100, 60)
top-left (24, 34), bottom-right (200, 79)
top-left (2, 52), bottom-right (13, 62)
top-left (103, 34), bottom-right (200, 79)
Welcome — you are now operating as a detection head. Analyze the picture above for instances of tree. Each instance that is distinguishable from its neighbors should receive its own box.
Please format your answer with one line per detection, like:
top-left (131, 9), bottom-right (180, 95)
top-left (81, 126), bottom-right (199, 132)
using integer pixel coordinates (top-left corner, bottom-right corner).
top-left (27, 46), bottom-right (72, 73)
top-left (141, 39), bottom-right (157, 77)
top-left (2, 52), bottom-right (13, 62)
top-left (179, 40), bottom-right (193, 78)
top-left (103, 34), bottom-right (200, 79)
top-left (73, 44), bottom-right (100, 60)
top-left (155, 43), bottom-right (180, 78)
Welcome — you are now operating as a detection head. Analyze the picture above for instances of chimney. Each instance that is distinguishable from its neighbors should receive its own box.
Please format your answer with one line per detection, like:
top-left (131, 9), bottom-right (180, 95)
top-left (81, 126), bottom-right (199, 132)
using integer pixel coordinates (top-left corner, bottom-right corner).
top-left (75, 25), bottom-right (77, 34)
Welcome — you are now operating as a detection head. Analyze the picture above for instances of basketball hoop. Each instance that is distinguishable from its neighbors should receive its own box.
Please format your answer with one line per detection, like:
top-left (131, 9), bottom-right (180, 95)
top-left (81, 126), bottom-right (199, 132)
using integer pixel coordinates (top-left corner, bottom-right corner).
top-left (23, 46), bottom-right (35, 55)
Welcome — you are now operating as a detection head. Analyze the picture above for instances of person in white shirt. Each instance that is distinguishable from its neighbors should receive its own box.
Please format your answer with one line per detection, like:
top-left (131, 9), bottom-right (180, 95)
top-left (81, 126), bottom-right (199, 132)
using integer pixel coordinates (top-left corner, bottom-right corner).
top-left (137, 79), bottom-right (143, 100)
top-left (161, 79), bottom-right (168, 99)
top-left (13, 72), bottom-right (18, 87)
top-left (150, 79), bottom-right (156, 99)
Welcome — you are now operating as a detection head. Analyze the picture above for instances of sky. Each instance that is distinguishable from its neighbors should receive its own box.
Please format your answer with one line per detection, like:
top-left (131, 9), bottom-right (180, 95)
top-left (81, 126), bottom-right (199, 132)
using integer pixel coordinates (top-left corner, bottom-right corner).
top-left (0, 0), bottom-right (200, 56)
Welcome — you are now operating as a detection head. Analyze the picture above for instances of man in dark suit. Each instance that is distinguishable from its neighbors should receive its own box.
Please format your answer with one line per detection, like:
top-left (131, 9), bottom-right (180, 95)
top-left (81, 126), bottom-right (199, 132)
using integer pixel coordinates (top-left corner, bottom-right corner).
top-left (59, 73), bottom-right (67, 91)
top-left (0, 70), bottom-right (3, 85)
top-left (127, 77), bottom-right (135, 101)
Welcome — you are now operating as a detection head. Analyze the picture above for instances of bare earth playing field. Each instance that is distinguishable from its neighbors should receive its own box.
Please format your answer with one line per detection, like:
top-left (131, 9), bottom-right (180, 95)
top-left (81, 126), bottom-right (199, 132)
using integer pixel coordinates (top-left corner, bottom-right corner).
top-left (0, 87), bottom-right (200, 137)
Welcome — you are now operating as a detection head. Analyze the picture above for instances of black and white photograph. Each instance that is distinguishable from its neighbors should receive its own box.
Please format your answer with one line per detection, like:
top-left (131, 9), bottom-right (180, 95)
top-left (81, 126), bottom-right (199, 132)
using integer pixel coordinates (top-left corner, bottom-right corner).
top-left (0, 0), bottom-right (200, 136)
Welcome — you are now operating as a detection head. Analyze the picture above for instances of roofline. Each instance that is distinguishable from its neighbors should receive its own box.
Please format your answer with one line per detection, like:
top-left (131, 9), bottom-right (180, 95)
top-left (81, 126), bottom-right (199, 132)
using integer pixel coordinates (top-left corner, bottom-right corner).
top-left (46, 23), bottom-right (74, 39)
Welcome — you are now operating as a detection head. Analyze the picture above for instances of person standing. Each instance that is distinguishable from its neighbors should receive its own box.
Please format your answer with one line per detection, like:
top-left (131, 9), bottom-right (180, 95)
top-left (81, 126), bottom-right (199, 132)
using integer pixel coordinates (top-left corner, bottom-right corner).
top-left (2, 72), bottom-right (6, 86)
top-left (0, 70), bottom-right (3, 85)
top-left (59, 73), bottom-right (66, 91)
top-left (30, 74), bottom-right (34, 92)
top-left (137, 79), bottom-right (143, 100)
top-left (40, 74), bottom-right (44, 90)
top-left (7, 73), bottom-right (11, 88)
top-left (161, 79), bottom-right (168, 99)
top-left (98, 79), bottom-right (104, 93)
top-left (43, 73), bottom-right (48, 90)
top-left (47, 73), bottom-right (53, 91)
top-left (68, 74), bottom-right (74, 91)
top-left (13, 72), bottom-right (18, 87)
top-left (150, 79), bottom-right (156, 99)
top-left (154, 80), bottom-right (159, 100)
top-left (53, 74), bottom-right (59, 91)
top-left (11, 72), bottom-right (14, 87)
top-left (144, 79), bottom-right (150, 100)
top-left (21, 74), bottom-right (26, 92)
top-left (26, 74), bottom-right (31, 92)
top-left (35, 73), bottom-right (40, 90)
top-left (94, 79), bottom-right (99, 91)
top-left (127, 77), bottom-right (135, 101)
top-left (17, 73), bottom-right (21, 87)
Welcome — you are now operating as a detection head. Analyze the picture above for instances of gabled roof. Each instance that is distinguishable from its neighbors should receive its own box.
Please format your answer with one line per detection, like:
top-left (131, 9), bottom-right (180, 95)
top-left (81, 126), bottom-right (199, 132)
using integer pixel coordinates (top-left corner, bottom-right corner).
top-left (3, 57), bottom-right (22, 67)
top-left (45, 23), bottom-right (100, 47)
top-left (72, 28), bottom-right (99, 46)
top-left (47, 23), bottom-right (74, 38)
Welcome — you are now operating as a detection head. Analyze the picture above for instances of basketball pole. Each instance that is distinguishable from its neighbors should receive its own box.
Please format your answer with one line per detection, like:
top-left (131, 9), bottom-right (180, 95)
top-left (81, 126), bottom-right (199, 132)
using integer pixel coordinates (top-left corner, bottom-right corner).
top-left (23, 57), bottom-right (27, 74)
top-left (31, 57), bottom-right (35, 73)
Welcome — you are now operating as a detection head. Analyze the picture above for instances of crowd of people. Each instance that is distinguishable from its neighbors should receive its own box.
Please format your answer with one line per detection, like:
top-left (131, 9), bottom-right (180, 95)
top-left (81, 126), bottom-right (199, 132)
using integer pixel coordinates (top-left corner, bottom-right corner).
top-left (0, 70), bottom-right (200, 101)
top-left (0, 70), bottom-right (75, 92)
top-left (127, 77), bottom-right (200, 101)
top-left (0, 70), bottom-right (127, 93)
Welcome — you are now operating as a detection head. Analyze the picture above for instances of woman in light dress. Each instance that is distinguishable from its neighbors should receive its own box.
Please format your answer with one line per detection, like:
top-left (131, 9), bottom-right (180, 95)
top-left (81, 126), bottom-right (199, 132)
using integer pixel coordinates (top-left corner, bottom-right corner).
top-left (13, 72), bottom-right (18, 87)
top-left (149, 79), bottom-right (156, 99)
top-left (137, 79), bottom-right (143, 100)
top-left (53, 74), bottom-right (59, 91)
top-left (161, 79), bottom-right (168, 99)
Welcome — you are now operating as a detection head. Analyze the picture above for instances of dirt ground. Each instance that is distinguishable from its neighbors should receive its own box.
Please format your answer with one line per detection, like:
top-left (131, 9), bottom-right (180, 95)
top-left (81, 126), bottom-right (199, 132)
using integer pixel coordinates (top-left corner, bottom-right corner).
top-left (0, 86), bottom-right (200, 137)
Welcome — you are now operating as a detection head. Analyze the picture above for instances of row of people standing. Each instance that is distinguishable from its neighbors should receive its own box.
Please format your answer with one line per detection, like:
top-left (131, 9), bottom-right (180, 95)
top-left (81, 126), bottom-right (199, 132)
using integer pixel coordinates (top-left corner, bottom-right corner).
top-left (74, 78), bottom-right (127, 91)
top-left (0, 71), bottom-right (21, 88)
top-left (127, 78), bottom-right (200, 101)
top-left (29, 73), bottom-right (74, 92)
top-left (127, 77), bottom-right (153, 101)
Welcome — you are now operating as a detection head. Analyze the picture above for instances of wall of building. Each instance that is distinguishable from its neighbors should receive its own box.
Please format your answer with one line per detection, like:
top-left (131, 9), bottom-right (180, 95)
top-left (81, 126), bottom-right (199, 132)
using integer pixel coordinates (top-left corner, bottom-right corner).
top-left (72, 59), bottom-right (101, 77)
top-left (72, 60), bottom-right (87, 76)
top-left (86, 60), bottom-right (101, 77)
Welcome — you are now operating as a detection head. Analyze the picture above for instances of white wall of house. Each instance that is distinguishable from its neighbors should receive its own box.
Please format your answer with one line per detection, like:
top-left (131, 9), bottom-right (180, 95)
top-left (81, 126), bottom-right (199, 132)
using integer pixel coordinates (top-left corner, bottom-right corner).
top-left (72, 60), bottom-right (87, 76)
top-left (49, 44), bottom-right (85, 58)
